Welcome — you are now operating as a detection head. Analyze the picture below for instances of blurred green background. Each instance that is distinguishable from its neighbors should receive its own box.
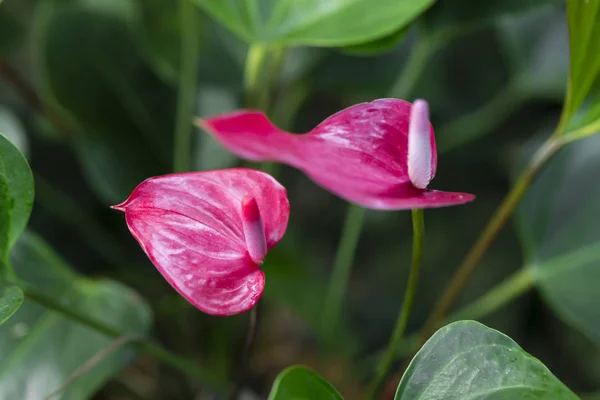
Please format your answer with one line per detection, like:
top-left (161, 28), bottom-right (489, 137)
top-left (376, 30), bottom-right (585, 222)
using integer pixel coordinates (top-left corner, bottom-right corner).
top-left (1, 0), bottom-right (599, 399)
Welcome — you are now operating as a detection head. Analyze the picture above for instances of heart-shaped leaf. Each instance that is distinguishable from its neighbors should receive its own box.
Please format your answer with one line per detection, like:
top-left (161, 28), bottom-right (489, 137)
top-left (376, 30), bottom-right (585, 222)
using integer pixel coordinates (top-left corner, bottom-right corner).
top-left (517, 134), bottom-right (600, 345)
top-left (0, 231), bottom-right (152, 399)
top-left (193, 0), bottom-right (436, 47)
top-left (267, 365), bottom-right (343, 400)
top-left (563, 0), bottom-right (600, 124)
top-left (0, 285), bottom-right (23, 325)
top-left (0, 132), bottom-right (34, 265)
top-left (396, 321), bottom-right (576, 399)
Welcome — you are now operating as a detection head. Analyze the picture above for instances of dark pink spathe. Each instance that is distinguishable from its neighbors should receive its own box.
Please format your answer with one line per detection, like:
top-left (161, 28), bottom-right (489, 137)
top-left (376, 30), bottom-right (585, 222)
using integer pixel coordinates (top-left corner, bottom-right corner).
top-left (112, 169), bottom-right (290, 316)
top-left (199, 98), bottom-right (475, 210)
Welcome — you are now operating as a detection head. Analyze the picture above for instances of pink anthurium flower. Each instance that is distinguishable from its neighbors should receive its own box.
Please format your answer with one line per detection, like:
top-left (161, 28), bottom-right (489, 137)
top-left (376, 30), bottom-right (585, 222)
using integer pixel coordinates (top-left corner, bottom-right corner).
top-left (198, 98), bottom-right (474, 209)
top-left (112, 169), bottom-right (289, 316)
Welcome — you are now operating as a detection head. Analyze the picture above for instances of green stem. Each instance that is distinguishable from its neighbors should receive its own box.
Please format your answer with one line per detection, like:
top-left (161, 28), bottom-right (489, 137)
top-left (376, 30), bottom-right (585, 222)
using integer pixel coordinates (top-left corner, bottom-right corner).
top-left (21, 282), bottom-right (229, 395)
top-left (366, 209), bottom-right (425, 400)
top-left (437, 82), bottom-right (526, 153)
top-left (320, 204), bottom-right (366, 343)
top-left (173, 0), bottom-right (200, 173)
top-left (244, 44), bottom-right (269, 109)
top-left (420, 137), bottom-right (562, 348)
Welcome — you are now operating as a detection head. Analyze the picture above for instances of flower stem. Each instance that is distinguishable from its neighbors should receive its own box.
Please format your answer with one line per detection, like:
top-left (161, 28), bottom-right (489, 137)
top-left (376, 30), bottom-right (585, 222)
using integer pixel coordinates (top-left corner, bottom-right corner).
top-left (173, 0), bottom-right (200, 173)
top-left (320, 204), bottom-right (366, 344)
top-left (366, 208), bottom-right (425, 400)
top-left (419, 137), bottom-right (562, 348)
top-left (20, 282), bottom-right (229, 395)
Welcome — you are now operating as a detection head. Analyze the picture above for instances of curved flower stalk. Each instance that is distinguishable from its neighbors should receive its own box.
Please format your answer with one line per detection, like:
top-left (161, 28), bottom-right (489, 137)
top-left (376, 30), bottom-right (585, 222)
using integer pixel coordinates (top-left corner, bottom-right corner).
top-left (198, 98), bottom-right (475, 209)
top-left (112, 169), bottom-right (290, 316)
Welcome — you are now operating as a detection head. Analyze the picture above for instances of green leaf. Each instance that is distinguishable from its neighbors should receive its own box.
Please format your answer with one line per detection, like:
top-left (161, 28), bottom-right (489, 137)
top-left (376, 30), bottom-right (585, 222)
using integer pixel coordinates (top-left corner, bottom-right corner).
top-left (517, 134), bottom-right (600, 345)
top-left (0, 285), bottom-right (23, 325)
top-left (564, 0), bottom-right (600, 121)
top-left (267, 365), bottom-right (343, 400)
top-left (193, 0), bottom-right (435, 47)
top-left (396, 321), bottom-right (577, 399)
top-left (0, 231), bottom-right (152, 399)
top-left (0, 133), bottom-right (34, 264)
top-left (35, 1), bottom-right (171, 204)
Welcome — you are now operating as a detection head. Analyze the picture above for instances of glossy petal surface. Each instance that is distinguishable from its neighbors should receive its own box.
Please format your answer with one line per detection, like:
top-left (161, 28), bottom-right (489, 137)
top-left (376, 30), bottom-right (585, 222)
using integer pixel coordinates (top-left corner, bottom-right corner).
top-left (113, 169), bottom-right (289, 316)
top-left (200, 99), bottom-right (474, 210)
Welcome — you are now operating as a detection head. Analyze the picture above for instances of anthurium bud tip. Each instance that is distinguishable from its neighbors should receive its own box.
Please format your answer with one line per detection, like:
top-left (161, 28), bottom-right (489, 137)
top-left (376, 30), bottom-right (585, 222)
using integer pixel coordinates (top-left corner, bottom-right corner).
top-left (408, 99), bottom-right (433, 189)
top-left (241, 196), bottom-right (267, 264)
top-left (193, 117), bottom-right (207, 130)
top-left (110, 203), bottom-right (126, 212)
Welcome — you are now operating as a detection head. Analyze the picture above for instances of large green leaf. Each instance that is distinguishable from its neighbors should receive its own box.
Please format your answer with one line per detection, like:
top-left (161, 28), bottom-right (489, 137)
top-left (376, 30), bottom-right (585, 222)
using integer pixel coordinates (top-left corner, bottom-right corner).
top-left (0, 133), bottom-right (34, 264)
top-left (517, 134), bottom-right (600, 345)
top-left (267, 365), bottom-right (343, 400)
top-left (0, 284), bottom-right (23, 325)
top-left (0, 231), bottom-right (152, 399)
top-left (35, 1), bottom-right (172, 204)
top-left (193, 0), bottom-right (435, 47)
top-left (396, 321), bottom-right (576, 399)
top-left (564, 0), bottom-right (600, 123)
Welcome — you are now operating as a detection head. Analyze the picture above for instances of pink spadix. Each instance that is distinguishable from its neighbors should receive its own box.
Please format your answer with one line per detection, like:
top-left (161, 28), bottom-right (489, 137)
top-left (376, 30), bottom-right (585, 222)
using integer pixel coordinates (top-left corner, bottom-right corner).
top-left (112, 169), bottom-right (289, 316)
top-left (408, 99), bottom-right (433, 189)
top-left (241, 196), bottom-right (267, 264)
top-left (198, 98), bottom-right (474, 210)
